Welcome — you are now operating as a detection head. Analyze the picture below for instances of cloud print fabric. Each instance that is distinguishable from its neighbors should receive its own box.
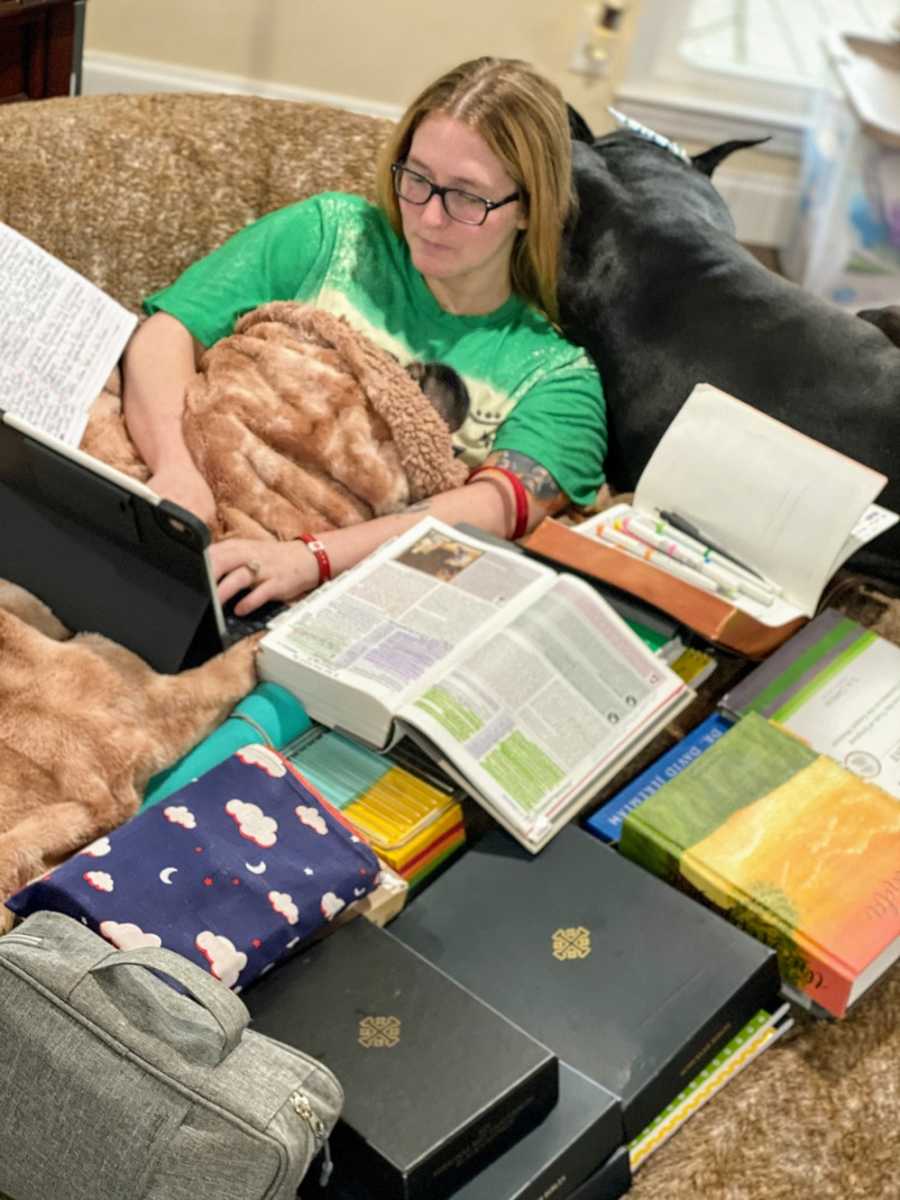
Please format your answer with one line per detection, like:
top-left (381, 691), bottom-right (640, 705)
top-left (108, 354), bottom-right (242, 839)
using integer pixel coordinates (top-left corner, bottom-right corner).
top-left (6, 746), bottom-right (380, 992)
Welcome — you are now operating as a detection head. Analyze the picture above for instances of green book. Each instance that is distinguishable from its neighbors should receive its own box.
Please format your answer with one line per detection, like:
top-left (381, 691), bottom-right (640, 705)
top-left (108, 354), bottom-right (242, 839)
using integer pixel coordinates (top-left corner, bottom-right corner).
top-left (722, 608), bottom-right (900, 800)
top-left (629, 1004), bottom-right (792, 1169)
top-left (618, 712), bottom-right (816, 883)
top-left (619, 712), bottom-right (900, 1017)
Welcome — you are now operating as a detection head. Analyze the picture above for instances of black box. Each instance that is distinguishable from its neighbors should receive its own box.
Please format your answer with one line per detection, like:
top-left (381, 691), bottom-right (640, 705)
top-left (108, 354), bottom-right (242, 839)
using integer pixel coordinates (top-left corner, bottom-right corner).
top-left (393, 825), bottom-right (780, 1139)
top-left (244, 918), bottom-right (558, 1200)
top-left (325, 1063), bottom-right (625, 1200)
top-left (568, 1146), bottom-right (631, 1200)
top-left (450, 1063), bottom-right (623, 1200)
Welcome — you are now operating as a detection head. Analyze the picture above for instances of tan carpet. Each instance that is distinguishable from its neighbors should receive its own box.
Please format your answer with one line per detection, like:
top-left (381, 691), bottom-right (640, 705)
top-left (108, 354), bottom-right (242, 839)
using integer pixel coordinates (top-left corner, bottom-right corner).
top-left (621, 573), bottom-right (900, 1199)
top-left (631, 968), bottom-right (900, 1200)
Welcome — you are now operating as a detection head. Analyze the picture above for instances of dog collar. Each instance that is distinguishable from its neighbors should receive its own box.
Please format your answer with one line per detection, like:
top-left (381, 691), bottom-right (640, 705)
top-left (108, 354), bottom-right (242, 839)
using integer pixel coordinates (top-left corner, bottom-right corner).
top-left (607, 107), bottom-right (692, 165)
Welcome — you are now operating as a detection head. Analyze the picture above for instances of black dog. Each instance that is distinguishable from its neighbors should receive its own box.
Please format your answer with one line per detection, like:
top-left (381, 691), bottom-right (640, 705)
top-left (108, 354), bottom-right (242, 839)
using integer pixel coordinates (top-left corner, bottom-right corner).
top-left (558, 121), bottom-right (900, 584)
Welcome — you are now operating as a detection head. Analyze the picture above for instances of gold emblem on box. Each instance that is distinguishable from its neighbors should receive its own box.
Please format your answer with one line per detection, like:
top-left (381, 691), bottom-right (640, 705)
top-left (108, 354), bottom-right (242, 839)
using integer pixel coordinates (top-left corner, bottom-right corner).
top-left (552, 926), bottom-right (591, 960)
top-left (358, 1015), bottom-right (402, 1048)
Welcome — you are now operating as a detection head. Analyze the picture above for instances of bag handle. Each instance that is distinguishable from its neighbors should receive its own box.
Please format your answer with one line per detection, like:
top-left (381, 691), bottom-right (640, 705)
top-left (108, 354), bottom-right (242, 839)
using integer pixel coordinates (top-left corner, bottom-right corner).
top-left (82, 946), bottom-right (250, 1064)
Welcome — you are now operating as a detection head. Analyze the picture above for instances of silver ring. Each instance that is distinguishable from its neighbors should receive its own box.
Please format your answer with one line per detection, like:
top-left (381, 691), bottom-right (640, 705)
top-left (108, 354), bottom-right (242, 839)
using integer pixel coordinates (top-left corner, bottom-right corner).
top-left (246, 559), bottom-right (262, 578)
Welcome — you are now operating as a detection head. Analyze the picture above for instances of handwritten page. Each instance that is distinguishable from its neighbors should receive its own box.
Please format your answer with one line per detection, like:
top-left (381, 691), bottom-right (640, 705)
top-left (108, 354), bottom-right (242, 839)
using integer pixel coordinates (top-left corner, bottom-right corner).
top-left (0, 223), bottom-right (137, 445)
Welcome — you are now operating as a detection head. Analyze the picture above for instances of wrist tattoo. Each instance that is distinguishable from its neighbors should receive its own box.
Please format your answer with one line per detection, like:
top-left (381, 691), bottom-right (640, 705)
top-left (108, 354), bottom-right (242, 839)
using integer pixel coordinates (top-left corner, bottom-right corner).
top-left (483, 451), bottom-right (564, 502)
top-left (405, 498), bottom-right (434, 514)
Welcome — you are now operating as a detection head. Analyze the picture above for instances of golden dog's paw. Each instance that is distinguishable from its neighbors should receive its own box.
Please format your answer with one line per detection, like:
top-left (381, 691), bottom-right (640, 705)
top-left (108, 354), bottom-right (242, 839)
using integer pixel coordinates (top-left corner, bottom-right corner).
top-left (0, 581), bottom-right (71, 641)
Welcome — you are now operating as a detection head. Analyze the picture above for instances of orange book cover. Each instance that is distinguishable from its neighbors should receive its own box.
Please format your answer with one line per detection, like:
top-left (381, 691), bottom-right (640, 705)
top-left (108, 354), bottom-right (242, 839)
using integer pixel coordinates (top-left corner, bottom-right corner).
top-left (523, 518), bottom-right (806, 659)
top-left (619, 713), bottom-right (900, 1017)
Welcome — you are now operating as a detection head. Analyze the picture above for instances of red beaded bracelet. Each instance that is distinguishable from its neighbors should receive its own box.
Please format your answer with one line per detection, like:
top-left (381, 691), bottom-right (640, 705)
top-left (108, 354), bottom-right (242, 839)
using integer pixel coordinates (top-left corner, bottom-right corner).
top-left (466, 465), bottom-right (530, 541)
top-left (296, 533), bottom-right (333, 585)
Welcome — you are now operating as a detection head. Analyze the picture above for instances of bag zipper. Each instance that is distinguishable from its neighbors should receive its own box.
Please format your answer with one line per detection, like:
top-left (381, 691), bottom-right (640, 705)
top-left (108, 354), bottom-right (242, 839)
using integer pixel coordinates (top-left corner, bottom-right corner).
top-left (290, 1089), bottom-right (334, 1186)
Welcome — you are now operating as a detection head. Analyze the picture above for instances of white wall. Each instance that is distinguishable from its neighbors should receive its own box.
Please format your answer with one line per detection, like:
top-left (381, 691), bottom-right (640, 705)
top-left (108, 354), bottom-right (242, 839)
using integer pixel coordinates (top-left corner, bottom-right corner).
top-left (83, 0), bottom-right (639, 128)
top-left (83, 0), bottom-right (798, 244)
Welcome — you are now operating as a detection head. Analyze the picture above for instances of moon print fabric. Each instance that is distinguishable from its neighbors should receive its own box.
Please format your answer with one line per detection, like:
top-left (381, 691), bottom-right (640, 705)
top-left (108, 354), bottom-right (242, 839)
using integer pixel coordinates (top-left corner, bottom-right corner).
top-left (6, 744), bottom-right (381, 992)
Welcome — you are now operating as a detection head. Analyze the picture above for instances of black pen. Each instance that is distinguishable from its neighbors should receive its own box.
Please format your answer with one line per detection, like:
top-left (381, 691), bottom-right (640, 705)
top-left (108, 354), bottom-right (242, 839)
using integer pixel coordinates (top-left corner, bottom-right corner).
top-left (658, 510), bottom-right (768, 582)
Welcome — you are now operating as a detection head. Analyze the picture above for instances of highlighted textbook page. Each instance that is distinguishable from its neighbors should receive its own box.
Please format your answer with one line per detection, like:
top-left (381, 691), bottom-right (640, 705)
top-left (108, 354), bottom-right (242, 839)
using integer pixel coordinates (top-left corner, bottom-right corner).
top-left (400, 571), bottom-right (691, 850)
top-left (259, 518), bottom-right (692, 852)
top-left (259, 520), bottom-right (557, 750)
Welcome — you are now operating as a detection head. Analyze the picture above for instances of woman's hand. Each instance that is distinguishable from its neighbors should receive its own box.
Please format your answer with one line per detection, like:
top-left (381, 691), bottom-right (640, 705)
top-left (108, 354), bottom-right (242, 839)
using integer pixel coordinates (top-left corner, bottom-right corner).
top-left (209, 538), bottom-right (319, 615)
top-left (209, 454), bottom-right (565, 618)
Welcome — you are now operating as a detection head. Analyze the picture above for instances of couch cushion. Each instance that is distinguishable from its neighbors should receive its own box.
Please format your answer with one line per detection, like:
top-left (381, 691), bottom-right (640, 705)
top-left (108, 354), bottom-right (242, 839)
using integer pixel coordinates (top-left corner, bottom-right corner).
top-left (0, 92), bottom-right (392, 312)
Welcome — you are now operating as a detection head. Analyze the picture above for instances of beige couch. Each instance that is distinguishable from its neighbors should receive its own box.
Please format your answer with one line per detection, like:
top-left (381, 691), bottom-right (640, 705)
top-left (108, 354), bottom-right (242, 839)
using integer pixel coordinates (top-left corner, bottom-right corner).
top-left (0, 92), bottom-right (392, 314)
top-left (2, 92), bottom-right (899, 1200)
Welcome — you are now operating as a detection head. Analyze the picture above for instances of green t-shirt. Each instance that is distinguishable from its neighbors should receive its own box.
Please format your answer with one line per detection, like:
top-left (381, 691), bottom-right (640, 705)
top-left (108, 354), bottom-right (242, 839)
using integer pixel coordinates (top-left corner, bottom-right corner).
top-left (145, 192), bottom-right (605, 505)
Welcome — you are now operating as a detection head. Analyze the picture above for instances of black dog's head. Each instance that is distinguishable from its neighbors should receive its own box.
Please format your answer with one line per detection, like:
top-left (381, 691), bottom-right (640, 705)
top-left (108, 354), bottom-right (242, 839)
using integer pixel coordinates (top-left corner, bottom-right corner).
top-left (560, 117), bottom-right (772, 326)
top-left (565, 104), bottom-right (768, 241)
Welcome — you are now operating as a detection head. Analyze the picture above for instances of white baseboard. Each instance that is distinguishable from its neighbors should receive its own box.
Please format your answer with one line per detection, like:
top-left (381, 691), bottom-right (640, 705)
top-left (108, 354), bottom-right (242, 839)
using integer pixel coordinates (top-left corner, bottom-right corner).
top-left (82, 51), bottom-right (403, 120)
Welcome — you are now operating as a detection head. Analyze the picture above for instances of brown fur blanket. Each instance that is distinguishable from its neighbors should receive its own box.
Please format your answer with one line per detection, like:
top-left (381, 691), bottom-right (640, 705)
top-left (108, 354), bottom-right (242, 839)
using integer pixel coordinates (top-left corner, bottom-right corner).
top-left (0, 582), bottom-right (258, 928)
top-left (0, 303), bottom-right (466, 923)
top-left (81, 302), bottom-right (468, 540)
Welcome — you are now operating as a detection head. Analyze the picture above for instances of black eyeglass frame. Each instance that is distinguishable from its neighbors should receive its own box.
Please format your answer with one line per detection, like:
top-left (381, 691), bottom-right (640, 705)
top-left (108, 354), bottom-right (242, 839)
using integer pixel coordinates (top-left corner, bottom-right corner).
top-left (391, 162), bottom-right (520, 226)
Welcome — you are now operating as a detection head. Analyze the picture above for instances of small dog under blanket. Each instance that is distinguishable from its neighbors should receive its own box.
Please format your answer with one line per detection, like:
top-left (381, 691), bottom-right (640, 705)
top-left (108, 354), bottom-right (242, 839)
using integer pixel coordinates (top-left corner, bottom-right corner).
top-left (81, 302), bottom-right (469, 541)
top-left (0, 582), bottom-right (258, 928)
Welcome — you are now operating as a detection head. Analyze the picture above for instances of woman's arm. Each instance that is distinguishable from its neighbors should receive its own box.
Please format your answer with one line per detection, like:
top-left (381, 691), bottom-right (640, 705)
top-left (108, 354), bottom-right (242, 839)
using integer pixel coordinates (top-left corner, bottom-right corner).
top-left (121, 311), bottom-right (216, 526)
top-left (210, 452), bottom-right (568, 616)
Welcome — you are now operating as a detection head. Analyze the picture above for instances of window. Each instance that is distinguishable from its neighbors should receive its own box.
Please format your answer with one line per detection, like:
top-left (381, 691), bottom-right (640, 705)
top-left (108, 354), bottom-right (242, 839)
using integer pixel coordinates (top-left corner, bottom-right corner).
top-left (681, 0), bottom-right (897, 83)
top-left (617, 0), bottom-right (898, 156)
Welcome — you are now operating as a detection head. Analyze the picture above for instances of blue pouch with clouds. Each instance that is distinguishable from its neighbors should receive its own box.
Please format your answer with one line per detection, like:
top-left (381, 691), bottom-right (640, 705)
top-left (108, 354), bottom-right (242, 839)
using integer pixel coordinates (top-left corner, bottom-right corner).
top-left (7, 745), bottom-right (380, 992)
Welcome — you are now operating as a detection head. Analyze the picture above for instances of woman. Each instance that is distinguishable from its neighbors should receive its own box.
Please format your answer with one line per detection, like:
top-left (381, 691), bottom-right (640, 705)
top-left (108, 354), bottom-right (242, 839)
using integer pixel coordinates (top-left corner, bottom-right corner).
top-left (122, 57), bottom-right (606, 614)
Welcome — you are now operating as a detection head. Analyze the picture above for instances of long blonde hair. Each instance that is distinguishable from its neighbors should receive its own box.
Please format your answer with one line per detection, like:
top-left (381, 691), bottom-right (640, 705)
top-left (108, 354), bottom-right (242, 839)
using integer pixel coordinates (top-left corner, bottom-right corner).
top-left (375, 57), bottom-right (575, 323)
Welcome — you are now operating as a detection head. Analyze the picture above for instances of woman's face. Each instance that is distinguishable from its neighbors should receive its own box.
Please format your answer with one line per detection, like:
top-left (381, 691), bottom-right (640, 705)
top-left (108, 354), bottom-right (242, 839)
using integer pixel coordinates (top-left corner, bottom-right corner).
top-left (399, 112), bottom-right (527, 302)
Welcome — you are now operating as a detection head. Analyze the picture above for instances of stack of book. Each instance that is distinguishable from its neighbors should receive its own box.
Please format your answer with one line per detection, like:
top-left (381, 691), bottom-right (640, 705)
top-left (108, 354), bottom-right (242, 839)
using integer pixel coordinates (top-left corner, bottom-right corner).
top-left (285, 727), bottom-right (466, 893)
top-left (244, 824), bottom-right (788, 1200)
top-left (581, 610), bottom-right (900, 1019)
top-left (392, 824), bottom-right (789, 1189)
top-left (617, 711), bottom-right (900, 1018)
top-left (719, 607), bottom-right (900, 801)
top-left (246, 917), bottom-right (563, 1200)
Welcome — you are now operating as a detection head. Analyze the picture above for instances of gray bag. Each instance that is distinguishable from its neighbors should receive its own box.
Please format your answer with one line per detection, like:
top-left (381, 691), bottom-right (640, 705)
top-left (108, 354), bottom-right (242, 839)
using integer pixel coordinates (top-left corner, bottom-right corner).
top-left (0, 911), bottom-right (343, 1200)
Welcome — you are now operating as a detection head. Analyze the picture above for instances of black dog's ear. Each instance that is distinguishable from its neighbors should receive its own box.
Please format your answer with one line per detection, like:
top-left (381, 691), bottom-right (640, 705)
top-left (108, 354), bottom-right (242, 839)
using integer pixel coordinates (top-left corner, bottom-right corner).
top-left (690, 137), bottom-right (771, 176)
top-left (857, 305), bottom-right (900, 348)
top-left (567, 104), bottom-right (594, 144)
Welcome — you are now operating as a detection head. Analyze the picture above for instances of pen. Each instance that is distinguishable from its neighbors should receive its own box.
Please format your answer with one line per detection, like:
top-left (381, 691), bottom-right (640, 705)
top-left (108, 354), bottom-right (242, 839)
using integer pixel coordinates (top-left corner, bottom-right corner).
top-left (615, 514), bottom-right (729, 576)
top-left (617, 516), bottom-right (774, 607)
top-left (656, 510), bottom-right (781, 593)
top-left (598, 524), bottom-right (720, 594)
top-left (615, 517), bottom-right (736, 594)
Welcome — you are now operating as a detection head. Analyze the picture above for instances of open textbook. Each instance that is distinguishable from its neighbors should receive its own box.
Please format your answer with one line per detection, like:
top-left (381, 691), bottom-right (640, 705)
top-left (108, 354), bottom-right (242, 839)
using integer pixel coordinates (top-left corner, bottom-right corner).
top-left (0, 222), bottom-right (136, 445)
top-left (578, 383), bottom-right (897, 626)
top-left (258, 518), bottom-right (693, 852)
top-left (524, 383), bottom-right (898, 655)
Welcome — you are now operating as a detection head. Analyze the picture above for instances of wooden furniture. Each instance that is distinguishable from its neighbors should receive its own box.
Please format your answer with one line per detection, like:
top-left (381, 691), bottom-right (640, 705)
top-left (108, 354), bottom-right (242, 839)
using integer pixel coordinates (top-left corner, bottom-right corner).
top-left (0, 0), bottom-right (79, 104)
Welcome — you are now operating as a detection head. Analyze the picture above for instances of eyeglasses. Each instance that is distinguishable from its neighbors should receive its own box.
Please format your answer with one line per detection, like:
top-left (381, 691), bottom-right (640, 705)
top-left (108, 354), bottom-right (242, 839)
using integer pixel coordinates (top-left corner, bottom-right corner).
top-left (391, 163), bottom-right (520, 227)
